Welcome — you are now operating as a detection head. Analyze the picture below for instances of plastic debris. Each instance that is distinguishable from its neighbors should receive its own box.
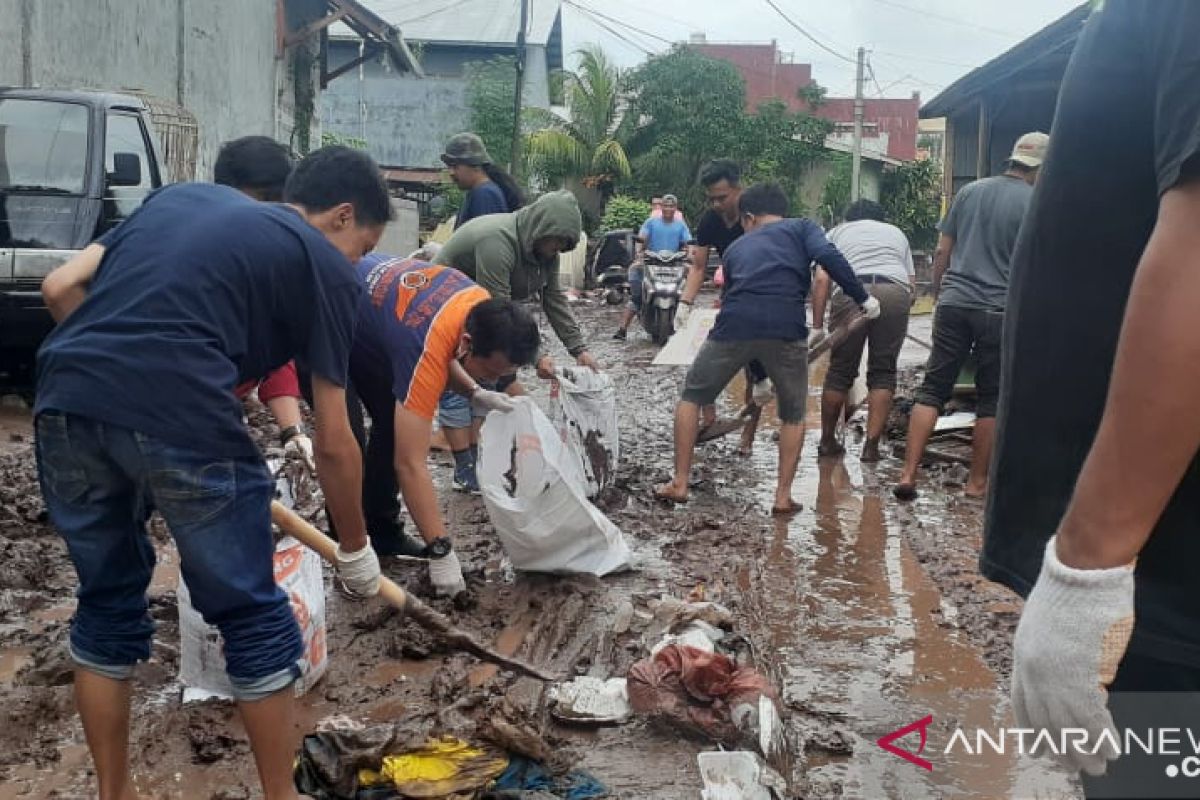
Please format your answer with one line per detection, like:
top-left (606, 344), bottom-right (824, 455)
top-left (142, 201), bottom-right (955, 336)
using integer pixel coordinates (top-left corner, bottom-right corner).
top-left (549, 676), bottom-right (631, 725)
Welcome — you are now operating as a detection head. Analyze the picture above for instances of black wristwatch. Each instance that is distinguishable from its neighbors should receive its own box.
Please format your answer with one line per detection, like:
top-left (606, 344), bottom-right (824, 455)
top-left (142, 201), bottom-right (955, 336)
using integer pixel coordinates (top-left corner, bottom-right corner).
top-left (423, 536), bottom-right (453, 559)
top-left (279, 425), bottom-right (304, 445)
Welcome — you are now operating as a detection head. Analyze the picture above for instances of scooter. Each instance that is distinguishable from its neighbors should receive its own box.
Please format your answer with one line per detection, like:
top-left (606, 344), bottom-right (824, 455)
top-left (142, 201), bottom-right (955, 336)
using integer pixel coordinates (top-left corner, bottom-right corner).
top-left (589, 229), bottom-right (635, 305)
top-left (639, 249), bottom-right (690, 345)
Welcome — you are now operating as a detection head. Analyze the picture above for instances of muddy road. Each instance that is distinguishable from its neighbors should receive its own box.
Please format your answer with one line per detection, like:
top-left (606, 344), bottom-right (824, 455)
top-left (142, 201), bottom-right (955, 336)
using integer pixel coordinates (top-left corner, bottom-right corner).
top-left (0, 300), bottom-right (1077, 798)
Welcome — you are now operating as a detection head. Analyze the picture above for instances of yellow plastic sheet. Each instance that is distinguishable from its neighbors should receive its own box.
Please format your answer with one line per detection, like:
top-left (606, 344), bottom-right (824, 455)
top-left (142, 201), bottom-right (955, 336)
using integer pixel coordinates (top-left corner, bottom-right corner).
top-left (359, 736), bottom-right (509, 798)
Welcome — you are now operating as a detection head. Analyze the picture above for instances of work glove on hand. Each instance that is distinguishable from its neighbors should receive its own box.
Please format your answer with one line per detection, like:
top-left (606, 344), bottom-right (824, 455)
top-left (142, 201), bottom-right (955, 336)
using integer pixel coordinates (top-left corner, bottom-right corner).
top-left (1011, 536), bottom-right (1135, 776)
top-left (335, 543), bottom-right (381, 597)
top-left (860, 295), bottom-right (882, 320)
top-left (428, 550), bottom-right (467, 597)
top-left (471, 387), bottom-right (515, 414)
top-left (751, 378), bottom-right (774, 407)
top-left (807, 326), bottom-right (828, 353)
top-left (674, 301), bottom-right (693, 331)
top-left (283, 433), bottom-right (316, 474)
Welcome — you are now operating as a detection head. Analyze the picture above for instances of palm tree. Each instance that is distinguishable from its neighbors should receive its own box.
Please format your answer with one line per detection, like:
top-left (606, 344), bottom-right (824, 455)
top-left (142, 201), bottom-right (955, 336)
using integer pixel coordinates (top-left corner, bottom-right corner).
top-left (525, 45), bottom-right (631, 196)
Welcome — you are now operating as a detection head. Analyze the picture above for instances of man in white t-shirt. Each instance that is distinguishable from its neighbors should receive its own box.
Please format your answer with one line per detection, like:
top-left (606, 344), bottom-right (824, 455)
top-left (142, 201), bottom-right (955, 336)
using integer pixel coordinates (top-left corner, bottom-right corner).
top-left (810, 199), bottom-right (916, 462)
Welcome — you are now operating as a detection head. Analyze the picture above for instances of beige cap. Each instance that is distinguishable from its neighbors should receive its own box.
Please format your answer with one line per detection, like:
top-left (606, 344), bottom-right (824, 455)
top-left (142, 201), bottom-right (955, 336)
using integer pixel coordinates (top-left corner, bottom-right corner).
top-left (1009, 131), bottom-right (1049, 168)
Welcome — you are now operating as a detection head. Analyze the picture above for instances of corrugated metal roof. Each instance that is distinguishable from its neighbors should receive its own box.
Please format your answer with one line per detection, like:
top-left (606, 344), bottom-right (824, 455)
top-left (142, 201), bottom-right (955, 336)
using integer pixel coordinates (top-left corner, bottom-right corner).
top-left (345, 0), bottom-right (561, 47)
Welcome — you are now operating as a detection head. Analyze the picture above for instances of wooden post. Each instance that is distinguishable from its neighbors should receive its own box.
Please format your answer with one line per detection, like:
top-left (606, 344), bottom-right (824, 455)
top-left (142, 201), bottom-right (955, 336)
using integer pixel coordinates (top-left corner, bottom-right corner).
top-left (975, 97), bottom-right (990, 179)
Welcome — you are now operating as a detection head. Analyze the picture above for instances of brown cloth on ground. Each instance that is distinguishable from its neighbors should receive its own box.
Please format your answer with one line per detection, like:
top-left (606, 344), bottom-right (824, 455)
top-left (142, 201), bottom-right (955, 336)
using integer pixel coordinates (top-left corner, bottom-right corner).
top-left (626, 644), bottom-right (777, 746)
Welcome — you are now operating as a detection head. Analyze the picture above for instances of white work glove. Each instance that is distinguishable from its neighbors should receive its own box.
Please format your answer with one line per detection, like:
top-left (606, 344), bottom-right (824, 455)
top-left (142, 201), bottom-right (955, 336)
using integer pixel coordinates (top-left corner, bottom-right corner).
top-left (674, 301), bottom-right (692, 331)
top-left (751, 378), bottom-right (774, 407)
top-left (335, 543), bottom-right (381, 597)
top-left (807, 325), bottom-right (828, 352)
top-left (470, 387), bottom-right (515, 414)
top-left (1011, 536), bottom-right (1135, 776)
top-left (283, 433), bottom-right (315, 473)
top-left (428, 550), bottom-right (467, 597)
top-left (860, 295), bottom-right (881, 320)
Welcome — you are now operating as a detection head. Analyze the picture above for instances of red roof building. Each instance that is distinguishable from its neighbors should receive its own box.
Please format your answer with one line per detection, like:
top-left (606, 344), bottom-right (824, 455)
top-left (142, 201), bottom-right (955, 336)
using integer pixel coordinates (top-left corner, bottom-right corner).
top-left (691, 37), bottom-right (919, 162)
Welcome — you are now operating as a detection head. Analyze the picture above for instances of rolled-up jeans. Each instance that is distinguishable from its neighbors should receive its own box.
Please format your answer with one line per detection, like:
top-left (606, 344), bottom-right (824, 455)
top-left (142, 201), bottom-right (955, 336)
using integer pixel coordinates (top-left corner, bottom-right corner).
top-left (35, 412), bottom-right (302, 701)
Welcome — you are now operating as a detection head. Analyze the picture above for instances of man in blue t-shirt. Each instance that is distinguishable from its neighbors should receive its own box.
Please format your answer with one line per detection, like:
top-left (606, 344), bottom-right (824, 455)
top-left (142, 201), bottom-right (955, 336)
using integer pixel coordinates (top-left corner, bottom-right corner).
top-left (614, 194), bottom-right (693, 340)
top-left (655, 183), bottom-right (879, 514)
top-left (35, 146), bottom-right (392, 800)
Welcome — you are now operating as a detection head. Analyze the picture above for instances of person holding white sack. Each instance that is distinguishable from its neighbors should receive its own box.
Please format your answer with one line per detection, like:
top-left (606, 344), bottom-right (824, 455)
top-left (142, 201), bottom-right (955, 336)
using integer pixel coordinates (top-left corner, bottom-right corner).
top-left (348, 254), bottom-right (540, 597)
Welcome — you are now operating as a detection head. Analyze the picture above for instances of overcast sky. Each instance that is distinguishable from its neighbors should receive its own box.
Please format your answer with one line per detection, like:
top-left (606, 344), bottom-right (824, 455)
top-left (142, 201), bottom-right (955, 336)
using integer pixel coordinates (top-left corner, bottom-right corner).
top-left (562, 0), bottom-right (1082, 102)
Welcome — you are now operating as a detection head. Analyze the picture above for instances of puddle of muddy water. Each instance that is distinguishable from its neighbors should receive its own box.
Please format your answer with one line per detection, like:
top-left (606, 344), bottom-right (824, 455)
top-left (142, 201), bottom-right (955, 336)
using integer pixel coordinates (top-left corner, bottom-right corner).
top-left (0, 646), bottom-right (31, 684)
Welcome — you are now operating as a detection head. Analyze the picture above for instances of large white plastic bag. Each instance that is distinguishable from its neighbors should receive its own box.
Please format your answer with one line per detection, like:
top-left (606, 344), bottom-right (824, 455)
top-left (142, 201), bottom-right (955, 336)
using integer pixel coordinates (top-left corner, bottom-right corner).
top-left (549, 367), bottom-right (620, 498)
top-left (479, 398), bottom-right (632, 576)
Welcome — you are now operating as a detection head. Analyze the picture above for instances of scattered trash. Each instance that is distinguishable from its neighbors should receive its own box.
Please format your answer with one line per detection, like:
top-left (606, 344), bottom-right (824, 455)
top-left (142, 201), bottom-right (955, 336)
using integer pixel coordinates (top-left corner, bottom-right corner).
top-left (478, 399), bottom-right (632, 576)
top-left (643, 597), bottom-right (734, 647)
top-left (549, 676), bottom-right (631, 725)
top-left (933, 411), bottom-right (976, 432)
top-left (549, 367), bottom-right (619, 497)
top-left (697, 751), bottom-right (787, 800)
top-left (487, 756), bottom-right (608, 799)
top-left (627, 644), bottom-right (780, 754)
top-left (650, 620), bottom-right (725, 656)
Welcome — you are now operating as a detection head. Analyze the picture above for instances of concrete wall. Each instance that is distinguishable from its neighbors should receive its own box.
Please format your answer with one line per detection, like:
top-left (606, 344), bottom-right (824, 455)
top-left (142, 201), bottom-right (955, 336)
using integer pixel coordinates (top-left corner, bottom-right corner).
top-left (0, 0), bottom-right (322, 180)
top-left (322, 39), bottom-right (551, 169)
top-left (375, 198), bottom-right (420, 257)
top-left (322, 44), bottom-right (467, 169)
top-left (800, 159), bottom-right (883, 226)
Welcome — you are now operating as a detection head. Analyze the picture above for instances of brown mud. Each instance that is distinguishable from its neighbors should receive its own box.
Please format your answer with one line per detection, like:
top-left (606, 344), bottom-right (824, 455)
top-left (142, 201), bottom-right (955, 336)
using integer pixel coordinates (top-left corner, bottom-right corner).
top-left (0, 304), bottom-right (1077, 798)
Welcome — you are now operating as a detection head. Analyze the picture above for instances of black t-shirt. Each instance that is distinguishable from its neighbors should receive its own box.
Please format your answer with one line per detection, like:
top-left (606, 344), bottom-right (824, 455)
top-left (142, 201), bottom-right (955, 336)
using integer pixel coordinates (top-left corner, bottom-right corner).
top-left (694, 209), bottom-right (743, 256)
top-left (983, 0), bottom-right (1200, 666)
top-left (35, 183), bottom-right (363, 458)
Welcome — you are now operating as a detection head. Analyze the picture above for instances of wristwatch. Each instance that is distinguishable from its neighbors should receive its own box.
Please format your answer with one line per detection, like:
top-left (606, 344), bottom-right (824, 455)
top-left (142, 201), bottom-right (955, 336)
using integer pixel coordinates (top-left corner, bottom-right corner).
top-left (423, 536), bottom-right (453, 559)
top-left (279, 424), bottom-right (304, 445)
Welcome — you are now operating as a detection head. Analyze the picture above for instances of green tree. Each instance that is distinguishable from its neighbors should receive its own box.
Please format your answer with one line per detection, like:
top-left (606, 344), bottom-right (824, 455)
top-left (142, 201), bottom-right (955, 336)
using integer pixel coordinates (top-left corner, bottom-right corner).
top-left (525, 45), bottom-right (632, 195)
top-left (463, 56), bottom-right (518, 169)
top-left (737, 99), bottom-right (832, 215)
top-left (880, 158), bottom-right (942, 250)
top-left (622, 46), bottom-right (748, 215)
top-left (599, 194), bottom-right (651, 232)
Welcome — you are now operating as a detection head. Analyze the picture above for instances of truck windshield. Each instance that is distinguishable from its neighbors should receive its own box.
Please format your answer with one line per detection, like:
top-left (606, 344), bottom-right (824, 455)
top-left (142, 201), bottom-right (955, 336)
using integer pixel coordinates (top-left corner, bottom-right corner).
top-left (0, 99), bottom-right (89, 195)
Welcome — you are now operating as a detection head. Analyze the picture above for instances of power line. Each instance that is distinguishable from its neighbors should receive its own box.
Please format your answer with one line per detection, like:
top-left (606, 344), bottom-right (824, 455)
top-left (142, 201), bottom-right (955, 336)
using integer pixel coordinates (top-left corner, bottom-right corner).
top-left (859, 0), bottom-right (1020, 39)
top-left (565, 0), bottom-right (674, 46)
top-left (564, 4), bottom-right (655, 55)
top-left (395, 0), bottom-right (475, 26)
top-left (761, 0), bottom-right (856, 64)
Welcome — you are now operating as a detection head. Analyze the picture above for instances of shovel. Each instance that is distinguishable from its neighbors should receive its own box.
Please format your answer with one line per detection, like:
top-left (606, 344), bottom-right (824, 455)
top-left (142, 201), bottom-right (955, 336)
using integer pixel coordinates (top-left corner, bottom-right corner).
top-left (269, 501), bottom-right (558, 682)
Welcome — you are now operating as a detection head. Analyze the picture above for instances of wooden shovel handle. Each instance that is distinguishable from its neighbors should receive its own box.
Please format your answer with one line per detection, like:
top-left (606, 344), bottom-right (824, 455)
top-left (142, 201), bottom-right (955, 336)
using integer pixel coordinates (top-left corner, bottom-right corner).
top-left (269, 500), bottom-right (409, 611)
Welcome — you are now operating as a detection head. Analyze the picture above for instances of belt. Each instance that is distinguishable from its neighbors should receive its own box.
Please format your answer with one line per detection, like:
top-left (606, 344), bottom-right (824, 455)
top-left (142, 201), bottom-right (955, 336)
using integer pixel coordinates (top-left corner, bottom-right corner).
top-left (858, 274), bottom-right (909, 288)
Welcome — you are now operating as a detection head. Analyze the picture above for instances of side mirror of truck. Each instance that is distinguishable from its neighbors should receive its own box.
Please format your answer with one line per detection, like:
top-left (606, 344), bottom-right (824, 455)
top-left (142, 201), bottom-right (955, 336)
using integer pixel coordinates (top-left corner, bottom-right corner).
top-left (108, 152), bottom-right (142, 188)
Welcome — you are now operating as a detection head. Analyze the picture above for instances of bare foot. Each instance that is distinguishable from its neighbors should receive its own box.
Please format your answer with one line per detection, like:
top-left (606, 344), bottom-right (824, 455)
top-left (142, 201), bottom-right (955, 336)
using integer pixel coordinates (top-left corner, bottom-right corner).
top-left (771, 498), bottom-right (803, 516)
top-left (860, 439), bottom-right (882, 463)
top-left (655, 482), bottom-right (689, 504)
top-left (893, 482), bottom-right (917, 501)
top-left (964, 482), bottom-right (987, 499)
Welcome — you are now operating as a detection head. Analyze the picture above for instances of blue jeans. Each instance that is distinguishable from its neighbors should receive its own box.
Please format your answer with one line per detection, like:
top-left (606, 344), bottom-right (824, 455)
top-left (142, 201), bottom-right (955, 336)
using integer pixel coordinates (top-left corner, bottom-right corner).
top-left (438, 390), bottom-right (476, 429)
top-left (35, 412), bottom-right (301, 700)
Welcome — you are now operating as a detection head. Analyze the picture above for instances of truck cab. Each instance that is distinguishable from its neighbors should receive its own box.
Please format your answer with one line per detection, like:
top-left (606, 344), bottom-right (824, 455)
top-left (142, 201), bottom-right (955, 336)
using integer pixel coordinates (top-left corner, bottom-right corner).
top-left (0, 89), bottom-right (165, 354)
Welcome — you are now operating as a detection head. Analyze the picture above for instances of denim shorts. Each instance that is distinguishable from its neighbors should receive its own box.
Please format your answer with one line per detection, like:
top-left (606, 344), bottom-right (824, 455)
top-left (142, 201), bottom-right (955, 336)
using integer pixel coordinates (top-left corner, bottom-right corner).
top-left (438, 390), bottom-right (477, 428)
top-left (628, 265), bottom-right (644, 311)
top-left (35, 412), bottom-right (302, 701)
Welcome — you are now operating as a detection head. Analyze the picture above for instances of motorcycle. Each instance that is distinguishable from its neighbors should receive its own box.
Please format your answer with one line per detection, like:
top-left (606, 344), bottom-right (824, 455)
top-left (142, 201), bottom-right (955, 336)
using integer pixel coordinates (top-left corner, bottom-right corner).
top-left (638, 249), bottom-right (691, 345)
top-left (589, 229), bottom-right (635, 305)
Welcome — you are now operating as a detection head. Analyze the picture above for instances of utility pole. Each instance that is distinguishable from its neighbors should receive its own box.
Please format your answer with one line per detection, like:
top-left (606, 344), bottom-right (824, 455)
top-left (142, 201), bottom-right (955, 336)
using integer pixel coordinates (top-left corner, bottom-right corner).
top-left (851, 46), bottom-right (865, 202)
top-left (510, 0), bottom-right (528, 180)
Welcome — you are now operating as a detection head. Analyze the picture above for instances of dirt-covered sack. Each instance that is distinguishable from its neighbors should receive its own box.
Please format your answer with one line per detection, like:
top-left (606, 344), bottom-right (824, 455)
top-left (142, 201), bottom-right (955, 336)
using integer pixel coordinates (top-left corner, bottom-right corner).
top-left (548, 367), bottom-right (619, 497)
top-left (479, 398), bottom-right (631, 576)
top-left (179, 535), bottom-right (328, 700)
